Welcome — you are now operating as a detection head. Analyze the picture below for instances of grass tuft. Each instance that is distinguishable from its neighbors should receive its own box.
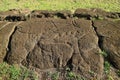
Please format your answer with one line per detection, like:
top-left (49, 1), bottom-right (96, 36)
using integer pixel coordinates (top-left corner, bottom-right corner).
top-left (0, 62), bottom-right (38, 80)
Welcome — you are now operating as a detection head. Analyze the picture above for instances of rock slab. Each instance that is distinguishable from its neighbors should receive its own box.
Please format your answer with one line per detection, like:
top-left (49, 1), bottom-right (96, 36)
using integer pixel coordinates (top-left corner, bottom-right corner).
top-left (4, 18), bottom-right (102, 79)
top-left (0, 9), bottom-right (120, 80)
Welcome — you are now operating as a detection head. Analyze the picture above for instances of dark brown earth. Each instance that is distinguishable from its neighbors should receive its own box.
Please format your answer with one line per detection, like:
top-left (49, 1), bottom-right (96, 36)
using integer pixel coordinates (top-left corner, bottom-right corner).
top-left (0, 8), bottom-right (120, 80)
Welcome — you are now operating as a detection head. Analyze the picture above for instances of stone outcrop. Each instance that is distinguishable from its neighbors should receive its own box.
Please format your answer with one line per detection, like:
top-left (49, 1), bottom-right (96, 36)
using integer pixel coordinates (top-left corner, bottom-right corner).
top-left (93, 20), bottom-right (120, 69)
top-left (0, 22), bottom-right (22, 63)
top-left (0, 8), bottom-right (120, 80)
top-left (74, 8), bottom-right (119, 19)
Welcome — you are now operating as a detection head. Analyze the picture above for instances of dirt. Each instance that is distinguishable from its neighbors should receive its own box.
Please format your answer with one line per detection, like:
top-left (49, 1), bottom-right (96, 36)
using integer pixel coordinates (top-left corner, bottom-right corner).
top-left (0, 8), bottom-right (120, 80)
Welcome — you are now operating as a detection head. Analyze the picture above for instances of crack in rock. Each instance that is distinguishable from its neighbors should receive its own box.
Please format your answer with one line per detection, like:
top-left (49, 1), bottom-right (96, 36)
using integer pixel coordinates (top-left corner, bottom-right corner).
top-left (4, 22), bottom-right (23, 62)
top-left (91, 21), bottom-right (104, 51)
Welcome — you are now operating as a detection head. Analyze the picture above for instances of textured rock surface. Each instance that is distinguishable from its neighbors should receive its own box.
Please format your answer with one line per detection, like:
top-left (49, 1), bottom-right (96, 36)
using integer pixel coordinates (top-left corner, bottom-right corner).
top-left (0, 21), bottom-right (21, 62)
top-left (74, 8), bottom-right (119, 19)
top-left (0, 9), bottom-right (120, 80)
top-left (93, 20), bottom-right (120, 69)
top-left (0, 9), bottom-right (30, 21)
top-left (4, 19), bottom-right (103, 79)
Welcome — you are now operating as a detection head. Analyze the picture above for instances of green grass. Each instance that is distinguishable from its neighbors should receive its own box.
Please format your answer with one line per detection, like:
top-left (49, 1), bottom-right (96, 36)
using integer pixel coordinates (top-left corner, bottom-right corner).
top-left (117, 70), bottom-right (120, 77)
top-left (46, 67), bottom-right (86, 80)
top-left (0, 62), bottom-right (38, 80)
top-left (0, 0), bottom-right (120, 12)
top-left (104, 61), bottom-right (111, 75)
top-left (100, 50), bottom-right (108, 58)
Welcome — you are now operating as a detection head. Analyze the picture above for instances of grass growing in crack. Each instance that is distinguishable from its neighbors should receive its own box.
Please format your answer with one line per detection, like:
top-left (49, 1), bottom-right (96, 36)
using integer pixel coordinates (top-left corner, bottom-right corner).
top-left (46, 67), bottom-right (86, 80)
top-left (89, 70), bottom-right (95, 76)
top-left (100, 51), bottom-right (114, 80)
top-left (65, 67), bottom-right (77, 80)
top-left (104, 63), bottom-right (114, 80)
top-left (0, 62), bottom-right (38, 80)
top-left (51, 72), bottom-right (59, 80)
top-left (107, 75), bottom-right (114, 80)
top-left (104, 61), bottom-right (111, 75)
top-left (66, 71), bottom-right (76, 80)
top-left (66, 72), bottom-right (86, 80)
top-left (100, 50), bottom-right (108, 57)
top-left (46, 71), bottom-right (60, 80)
top-left (65, 67), bottom-right (86, 80)
top-left (117, 70), bottom-right (120, 77)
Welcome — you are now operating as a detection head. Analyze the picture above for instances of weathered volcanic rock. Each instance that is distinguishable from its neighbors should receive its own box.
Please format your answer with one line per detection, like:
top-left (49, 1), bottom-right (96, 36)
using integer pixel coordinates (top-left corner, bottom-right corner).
top-left (71, 19), bottom-right (104, 79)
top-left (56, 10), bottom-right (72, 19)
top-left (93, 20), bottom-right (120, 69)
top-left (31, 10), bottom-right (56, 18)
top-left (4, 18), bottom-right (103, 79)
top-left (31, 10), bottom-right (72, 19)
top-left (0, 21), bottom-right (22, 62)
top-left (0, 9), bottom-right (31, 21)
top-left (74, 8), bottom-right (119, 19)
top-left (0, 9), bottom-right (120, 80)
